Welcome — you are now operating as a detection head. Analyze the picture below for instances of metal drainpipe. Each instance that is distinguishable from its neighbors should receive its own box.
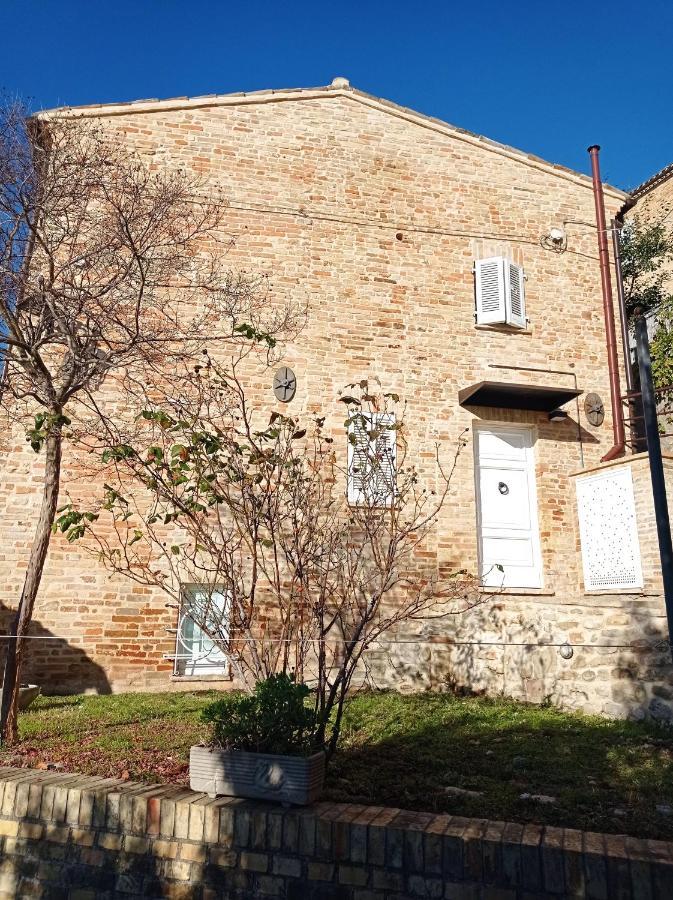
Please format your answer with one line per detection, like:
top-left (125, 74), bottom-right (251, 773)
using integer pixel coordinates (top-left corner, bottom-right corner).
top-left (588, 145), bottom-right (626, 461)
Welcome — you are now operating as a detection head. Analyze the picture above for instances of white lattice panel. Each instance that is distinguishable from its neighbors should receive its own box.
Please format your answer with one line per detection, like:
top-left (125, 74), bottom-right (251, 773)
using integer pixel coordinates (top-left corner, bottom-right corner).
top-left (576, 466), bottom-right (643, 591)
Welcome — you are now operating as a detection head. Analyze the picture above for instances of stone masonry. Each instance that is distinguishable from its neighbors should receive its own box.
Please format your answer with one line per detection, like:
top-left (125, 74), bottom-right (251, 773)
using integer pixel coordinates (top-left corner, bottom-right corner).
top-left (0, 80), bottom-right (670, 717)
top-left (0, 766), bottom-right (669, 899)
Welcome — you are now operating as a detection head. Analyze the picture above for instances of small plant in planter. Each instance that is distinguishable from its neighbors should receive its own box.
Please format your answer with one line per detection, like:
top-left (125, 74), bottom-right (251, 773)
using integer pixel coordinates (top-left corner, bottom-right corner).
top-left (190, 674), bottom-right (325, 805)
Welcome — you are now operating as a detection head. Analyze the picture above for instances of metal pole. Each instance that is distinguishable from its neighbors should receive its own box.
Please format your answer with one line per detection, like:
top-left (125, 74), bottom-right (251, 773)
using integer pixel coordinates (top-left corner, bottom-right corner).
top-left (612, 218), bottom-right (634, 394)
top-left (634, 315), bottom-right (673, 650)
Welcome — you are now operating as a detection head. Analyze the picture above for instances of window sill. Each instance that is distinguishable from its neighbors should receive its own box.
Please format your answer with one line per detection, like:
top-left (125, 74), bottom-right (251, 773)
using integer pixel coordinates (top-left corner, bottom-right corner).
top-left (481, 587), bottom-right (554, 596)
top-left (171, 674), bottom-right (232, 682)
top-left (583, 589), bottom-right (648, 596)
top-left (474, 324), bottom-right (533, 335)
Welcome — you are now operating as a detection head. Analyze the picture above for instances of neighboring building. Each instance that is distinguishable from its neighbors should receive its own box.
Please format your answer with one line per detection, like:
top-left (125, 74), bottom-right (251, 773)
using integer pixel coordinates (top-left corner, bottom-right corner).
top-left (630, 163), bottom-right (673, 233)
top-left (626, 164), bottom-right (673, 447)
top-left (1, 79), bottom-right (672, 720)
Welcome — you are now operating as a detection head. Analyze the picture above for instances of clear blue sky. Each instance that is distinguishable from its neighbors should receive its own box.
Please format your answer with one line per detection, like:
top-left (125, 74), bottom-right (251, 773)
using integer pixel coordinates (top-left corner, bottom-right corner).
top-left (2, 0), bottom-right (670, 191)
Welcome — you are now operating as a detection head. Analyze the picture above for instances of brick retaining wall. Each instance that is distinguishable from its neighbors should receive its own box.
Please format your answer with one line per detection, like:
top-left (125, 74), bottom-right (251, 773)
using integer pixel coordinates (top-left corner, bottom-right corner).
top-left (0, 767), bottom-right (669, 898)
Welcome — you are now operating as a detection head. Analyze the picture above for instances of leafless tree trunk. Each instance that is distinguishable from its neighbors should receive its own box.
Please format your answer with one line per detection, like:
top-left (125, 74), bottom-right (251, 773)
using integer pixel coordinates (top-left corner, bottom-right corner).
top-left (0, 421), bottom-right (62, 743)
top-left (0, 100), bottom-right (302, 743)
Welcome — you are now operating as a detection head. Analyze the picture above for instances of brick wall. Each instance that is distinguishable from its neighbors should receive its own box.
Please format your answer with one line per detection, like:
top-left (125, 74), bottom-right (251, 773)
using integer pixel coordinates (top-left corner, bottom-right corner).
top-left (0, 766), bottom-right (669, 899)
top-left (3, 82), bottom-right (670, 717)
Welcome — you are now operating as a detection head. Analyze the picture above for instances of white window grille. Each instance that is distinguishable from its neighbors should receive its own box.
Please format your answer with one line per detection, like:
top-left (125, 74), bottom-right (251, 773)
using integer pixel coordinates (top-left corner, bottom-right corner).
top-left (576, 466), bottom-right (643, 591)
top-left (174, 585), bottom-right (230, 676)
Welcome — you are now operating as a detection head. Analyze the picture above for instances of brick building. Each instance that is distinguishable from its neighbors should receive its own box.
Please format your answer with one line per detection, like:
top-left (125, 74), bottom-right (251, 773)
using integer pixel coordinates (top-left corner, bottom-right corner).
top-left (2, 79), bottom-right (672, 719)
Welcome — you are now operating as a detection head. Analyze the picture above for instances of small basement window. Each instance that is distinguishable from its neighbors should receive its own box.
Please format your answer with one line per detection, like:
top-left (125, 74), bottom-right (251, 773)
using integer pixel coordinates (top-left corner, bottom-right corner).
top-left (174, 585), bottom-right (230, 676)
top-left (474, 257), bottom-right (527, 328)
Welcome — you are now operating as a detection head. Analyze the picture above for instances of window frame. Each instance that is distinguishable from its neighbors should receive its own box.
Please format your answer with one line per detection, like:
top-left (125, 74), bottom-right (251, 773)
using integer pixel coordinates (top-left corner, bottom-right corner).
top-left (347, 411), bottom-right (397, 507)
top-left (173, 584), bottom-right (230, 677)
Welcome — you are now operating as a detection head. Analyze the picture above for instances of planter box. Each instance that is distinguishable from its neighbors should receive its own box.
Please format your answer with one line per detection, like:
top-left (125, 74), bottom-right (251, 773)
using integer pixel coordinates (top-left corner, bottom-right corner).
top-left (18, 685), bottom-right (40, 711)
top-left (189, 744), bottom-right (325, 805)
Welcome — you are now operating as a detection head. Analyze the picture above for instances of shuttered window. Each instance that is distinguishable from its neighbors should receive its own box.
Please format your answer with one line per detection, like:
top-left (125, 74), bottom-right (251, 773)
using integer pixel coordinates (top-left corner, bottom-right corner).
top-left (576, 467), bottom-right (643, 591)
top-left (347, 413), bottom-right (396, 506)
top-left (475, 257), bottom-right (527, 328)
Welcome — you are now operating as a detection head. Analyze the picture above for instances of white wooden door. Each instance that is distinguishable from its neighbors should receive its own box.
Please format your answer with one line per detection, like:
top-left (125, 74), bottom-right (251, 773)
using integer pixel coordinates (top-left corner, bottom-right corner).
top-left (474, 425), bottom-right (542, 588)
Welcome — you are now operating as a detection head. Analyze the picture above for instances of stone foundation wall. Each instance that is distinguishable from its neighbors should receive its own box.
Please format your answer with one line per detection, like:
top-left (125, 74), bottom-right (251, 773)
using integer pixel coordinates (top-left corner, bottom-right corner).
top-left (363, 453), bottom-right (673, 724)
top-left (0, 767), bottom-right (669, 899)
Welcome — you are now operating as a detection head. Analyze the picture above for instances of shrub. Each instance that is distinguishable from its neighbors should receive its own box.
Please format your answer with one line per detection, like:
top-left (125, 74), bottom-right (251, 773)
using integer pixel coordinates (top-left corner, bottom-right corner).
top-left (201, 674), bottom-right (318, 756)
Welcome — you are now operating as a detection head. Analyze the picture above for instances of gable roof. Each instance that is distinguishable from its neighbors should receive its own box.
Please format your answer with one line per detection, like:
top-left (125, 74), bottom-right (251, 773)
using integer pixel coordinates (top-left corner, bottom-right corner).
top-left (38, 78), bottom-right (627, 202)
top-left (631, 162), bottom-right (673, 200)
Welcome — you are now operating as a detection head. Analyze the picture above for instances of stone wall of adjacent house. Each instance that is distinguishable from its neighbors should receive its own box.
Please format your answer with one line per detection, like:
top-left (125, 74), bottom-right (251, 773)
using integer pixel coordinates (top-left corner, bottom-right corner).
top-left (628, 173), bottom-right (673, 453)
top-left (2, 83), bottom-right (662, 715)
top-left (0, 766), bottom-right (669, 899)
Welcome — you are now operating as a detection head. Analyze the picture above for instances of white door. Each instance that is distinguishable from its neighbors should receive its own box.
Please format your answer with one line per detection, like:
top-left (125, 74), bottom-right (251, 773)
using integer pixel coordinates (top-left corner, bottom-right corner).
top-left (474, 425), bottom-right (542, 588)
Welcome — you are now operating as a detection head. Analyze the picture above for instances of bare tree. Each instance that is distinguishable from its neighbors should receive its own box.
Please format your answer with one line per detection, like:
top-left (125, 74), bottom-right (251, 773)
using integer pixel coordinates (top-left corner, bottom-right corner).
top-left (0, 101), bottom-right (298, 743)
top-left (63, 368), bottom-right (483, 759)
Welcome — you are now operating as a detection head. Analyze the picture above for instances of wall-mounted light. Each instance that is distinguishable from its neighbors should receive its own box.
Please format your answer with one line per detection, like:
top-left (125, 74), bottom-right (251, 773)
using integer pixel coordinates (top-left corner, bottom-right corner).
top-left (559, 642), bottom-right (574, 660)
top-left (548, 408), bottom-right (568, 423)
top-left (541, 225), bottom-right (567, 253)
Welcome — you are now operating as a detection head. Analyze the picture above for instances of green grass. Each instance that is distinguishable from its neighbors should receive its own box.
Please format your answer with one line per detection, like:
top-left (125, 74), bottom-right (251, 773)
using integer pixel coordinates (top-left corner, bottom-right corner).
top-left (2, 689), bottom-right (672, 839)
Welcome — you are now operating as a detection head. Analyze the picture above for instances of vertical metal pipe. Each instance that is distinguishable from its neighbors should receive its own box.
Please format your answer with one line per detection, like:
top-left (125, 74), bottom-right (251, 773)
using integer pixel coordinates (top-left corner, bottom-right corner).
top-left (588, 146), bottom-right (625, 460)
top-left (635, 315), bottom-right (673, 651)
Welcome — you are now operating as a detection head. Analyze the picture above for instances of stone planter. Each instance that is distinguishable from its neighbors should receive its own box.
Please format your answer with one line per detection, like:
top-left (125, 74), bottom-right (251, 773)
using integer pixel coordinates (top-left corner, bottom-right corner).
top-left (18, 685), bottom-right (40, 711)
top-left (189, 744), bottom-right (325, 805)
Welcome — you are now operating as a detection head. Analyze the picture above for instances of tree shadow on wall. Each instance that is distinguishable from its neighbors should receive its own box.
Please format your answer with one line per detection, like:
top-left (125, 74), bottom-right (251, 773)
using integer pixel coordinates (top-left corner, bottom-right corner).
top-left (0, 602), bottom-right (111, 696)
top-left (608, 604), bottom-right (673, 724)
top-left (362, 599), bottom-right (567, 708)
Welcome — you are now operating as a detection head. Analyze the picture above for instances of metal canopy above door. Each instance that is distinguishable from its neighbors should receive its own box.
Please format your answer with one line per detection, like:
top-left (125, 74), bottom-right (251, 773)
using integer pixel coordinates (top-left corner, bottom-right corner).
top-left (459, 380), bottom-right (581, 412)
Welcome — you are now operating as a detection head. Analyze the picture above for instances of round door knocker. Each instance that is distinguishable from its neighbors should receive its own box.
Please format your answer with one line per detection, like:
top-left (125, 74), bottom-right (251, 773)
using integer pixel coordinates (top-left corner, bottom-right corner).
top-left (273, 367), bottom-right (296, 403)
top-left (498, 481), bottom-right (509, 495)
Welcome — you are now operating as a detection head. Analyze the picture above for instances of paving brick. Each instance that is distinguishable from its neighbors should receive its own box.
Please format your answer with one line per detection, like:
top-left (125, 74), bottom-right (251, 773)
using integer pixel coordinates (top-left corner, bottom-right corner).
top-left (180, 841), bottom-right (207, 863)
top-left (239, 851), bottom-right (269, 873)
top-left (520, 823), bottom-right (543, 892)
top-left (338, 863), bottom-right (368, 886)
top-left (273, 854), bottom-right (302, 878)
top-left (542, 825), bottom-right (565, 894)
top-left (307, 861), bottom-right (334, 881)
top-left (209, 847), bottom-right (237, 869)
top-left (584, 831), bottom-right (608, 900)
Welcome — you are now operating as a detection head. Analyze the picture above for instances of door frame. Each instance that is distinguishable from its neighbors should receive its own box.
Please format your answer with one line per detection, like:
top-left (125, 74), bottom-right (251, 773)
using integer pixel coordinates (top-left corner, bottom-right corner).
top-left (472, 422), bottom-right (543, 589)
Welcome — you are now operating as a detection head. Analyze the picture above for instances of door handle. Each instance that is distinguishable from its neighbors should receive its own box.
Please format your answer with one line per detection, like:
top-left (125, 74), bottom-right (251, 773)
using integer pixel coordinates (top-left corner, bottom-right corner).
top-left (498, 482), bottom-right (509, 495)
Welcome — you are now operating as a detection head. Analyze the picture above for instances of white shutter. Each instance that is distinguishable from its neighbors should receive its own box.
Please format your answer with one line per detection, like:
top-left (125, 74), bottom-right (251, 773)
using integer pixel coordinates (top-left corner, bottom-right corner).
top-left (576, 467), bottom-right (643, 591)
top-left (372, 413), bottom-right (396, 506)
top-left (348, 413), bottom-right (370, 505)
top-left (505, 262), bottom-right (527, 329)
top-left (475, 257), bottom-right (507, 325)
top-left (348, 413), bottom-right (396, 506)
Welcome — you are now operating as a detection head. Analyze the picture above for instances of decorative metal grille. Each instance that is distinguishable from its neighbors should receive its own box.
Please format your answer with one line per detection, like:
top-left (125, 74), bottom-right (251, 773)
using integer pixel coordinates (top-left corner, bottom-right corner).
top-left (576, 466), bottom-right (643, 591)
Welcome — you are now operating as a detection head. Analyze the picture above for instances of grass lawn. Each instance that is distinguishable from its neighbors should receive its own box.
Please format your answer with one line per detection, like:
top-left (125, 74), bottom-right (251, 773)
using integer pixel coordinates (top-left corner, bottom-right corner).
top-left (2, 689), bottom-right (672, 840)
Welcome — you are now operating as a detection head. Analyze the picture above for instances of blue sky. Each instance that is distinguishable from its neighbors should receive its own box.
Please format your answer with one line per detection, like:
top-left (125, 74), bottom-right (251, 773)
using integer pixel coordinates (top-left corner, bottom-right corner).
top-left (2, 0), bottom-right (670, 190)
